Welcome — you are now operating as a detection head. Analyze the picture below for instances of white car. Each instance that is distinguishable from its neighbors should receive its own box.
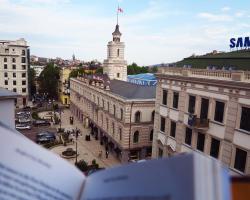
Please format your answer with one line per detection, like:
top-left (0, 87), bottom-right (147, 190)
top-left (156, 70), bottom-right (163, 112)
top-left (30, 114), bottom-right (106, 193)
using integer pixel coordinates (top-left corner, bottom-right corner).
top-left (16, 124), bottom-right (31, 130)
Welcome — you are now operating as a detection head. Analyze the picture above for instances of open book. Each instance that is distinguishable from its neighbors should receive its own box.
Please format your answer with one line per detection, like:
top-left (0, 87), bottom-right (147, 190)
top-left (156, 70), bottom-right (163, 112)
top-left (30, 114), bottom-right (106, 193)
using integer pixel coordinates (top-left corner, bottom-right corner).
top-left (0, 124), bottom-right (230, 200)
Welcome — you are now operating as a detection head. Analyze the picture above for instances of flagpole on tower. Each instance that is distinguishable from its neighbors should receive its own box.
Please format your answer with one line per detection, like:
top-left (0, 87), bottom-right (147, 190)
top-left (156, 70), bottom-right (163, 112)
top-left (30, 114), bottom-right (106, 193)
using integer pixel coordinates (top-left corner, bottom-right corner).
top-left (117, 4), bottom-right (119, 25)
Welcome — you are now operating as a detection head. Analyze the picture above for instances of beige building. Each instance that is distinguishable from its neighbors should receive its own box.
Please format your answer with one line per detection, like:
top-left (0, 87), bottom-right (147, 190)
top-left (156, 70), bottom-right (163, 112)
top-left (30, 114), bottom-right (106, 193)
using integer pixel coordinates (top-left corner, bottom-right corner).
top-left (152, 67), bottom-right (250, 175)
top-left (59, 67), bottom-right (72, 105)
top-left (70, 24), bottom-right (155, 163)
top-left (0, 38), bottom-right (29, 107)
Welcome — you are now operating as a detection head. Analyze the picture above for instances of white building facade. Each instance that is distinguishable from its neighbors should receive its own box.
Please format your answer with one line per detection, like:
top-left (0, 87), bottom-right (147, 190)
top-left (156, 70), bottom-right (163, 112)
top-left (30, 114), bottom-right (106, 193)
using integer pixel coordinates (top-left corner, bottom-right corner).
top-left (103, 24), bottom-right (127, 81)
top-left (152, 68), bottom-right (250, 175)
top-left (0, 38), bottom-right (29, 107)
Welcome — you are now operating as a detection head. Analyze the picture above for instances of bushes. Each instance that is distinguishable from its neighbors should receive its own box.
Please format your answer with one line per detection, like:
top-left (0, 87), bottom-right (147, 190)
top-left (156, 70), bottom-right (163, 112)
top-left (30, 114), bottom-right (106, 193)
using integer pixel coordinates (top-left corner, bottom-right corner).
top-left (76, 160), bottom-right (88, 172)
top-left (42, 140), bottom-right (62, 149)
top-left (32, 112), bottom-right (41, 120)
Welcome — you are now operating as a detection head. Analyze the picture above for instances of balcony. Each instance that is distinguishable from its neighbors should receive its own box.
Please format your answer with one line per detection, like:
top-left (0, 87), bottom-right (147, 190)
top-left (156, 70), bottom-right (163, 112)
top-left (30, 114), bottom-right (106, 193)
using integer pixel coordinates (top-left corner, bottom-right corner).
top-left (188, 114), bottom-right (209, 130)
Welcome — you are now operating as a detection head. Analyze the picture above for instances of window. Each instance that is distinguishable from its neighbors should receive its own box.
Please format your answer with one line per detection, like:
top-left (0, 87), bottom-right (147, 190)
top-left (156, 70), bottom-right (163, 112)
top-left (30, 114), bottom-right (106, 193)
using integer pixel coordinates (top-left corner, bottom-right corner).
top-left (4, 80), bottom-right (8, 85)
top-left (119, 128), bottom-right (122, 140)
top-left (120, 108), bottom-right (123, 120)
top-left (173, 92), bottom-right (179, 109)
top-left (200, 98), bottom-right (209, 119)
top-left (22, 88), bottom-right (26, 93)
top-left (240, 107), bottom-right (250, 132)
top-left (102, 99), bottom-right (104, 107)
top-left (188, 95), bottom-right (196, 114)
top-left (22, 57), bottom-right (26, 63)
top-left (170, 121), bottom-right (176, 138)
top-left (13, 73), bottom-right (16, 78)
top-left (22, 65), bottom-right (26, 70)
top-left (185, 127), bottom-right (192, 145)
top-left (133, 131), bottom-right (139, 143)
top-left (22, 73), bottom-right (26, 78)
top-left (158, 148), bottom-right (163, 158)
top-left (13, 88), bottom-right (16, 92)
top-left (160, 117), bottom-right (165, 132)
top-left (4, 64), bottom-right (7, 69)
top-left (197, 132), bottom-right (205, 152)
top-left (210, 138), bottom-right (220, 158)
top-left (117, 49), bottom-right (120, 57)
top-left (107, 102), bottom-right (110, 111)
top-left (106, 118), bottom-right (109, 130)
top-left (214, 101), bottom-right (225, 123)
top-left (112, 122), bottom-right (115, 134)
top-left (22, 50), bottom-right (25, 55)
top-left (234, 148), bottom-right (247, 172)
top-left (135, 111), bottom-right (141, 123)
top-left (22, 80), bottom-right (26, 85)
top-left (5, 49), bottom-right (9, 53)
top-left (4, 58), bottom-right (7, 62)
top-left (150, 129), bottom-right (153, 141)
top-left (117, 73), bottom-right (120, 78)
top-left (113, 105), bottom-right (116, 116)
top-left (13, 80), bottom-right (16, 85)
top-left (12, 58), bottom-right (16, 63)
top-left (162, 89), bottom-right (167, 105)
top-left (151, 111), bottom-right (155, 122)
top-left (4, 72), bottom-right (8, 78)
top-left (12, 65), bottom-right (16, 69)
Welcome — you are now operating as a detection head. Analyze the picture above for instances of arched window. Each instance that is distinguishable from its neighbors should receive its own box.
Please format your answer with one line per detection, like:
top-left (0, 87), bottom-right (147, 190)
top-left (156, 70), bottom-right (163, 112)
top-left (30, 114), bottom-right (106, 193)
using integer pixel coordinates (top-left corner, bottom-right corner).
top-left (117, 49), bottom-right (120, 57)
top-left (4, 58), bottom-right (7, 62)
top-left (113, 105), bottom-right (116, 116)
top-left (119, 128), bottom-right (122, 140)
top-left (150, 129), bottom-right (154, 141)
top-left (133, 131), bottom-right (139, 143)
top-left (120, 108), bottom-right (123, 120)
top-left (151, 111), bottom-right (155, 122)
top-left (135, 111), bottom-right (141, 123)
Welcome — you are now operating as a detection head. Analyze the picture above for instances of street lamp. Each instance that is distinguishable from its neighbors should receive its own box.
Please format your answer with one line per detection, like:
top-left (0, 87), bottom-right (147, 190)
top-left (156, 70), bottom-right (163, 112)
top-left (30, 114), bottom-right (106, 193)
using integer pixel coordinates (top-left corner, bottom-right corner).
top-left (75, 127), bottom-right (79, 165)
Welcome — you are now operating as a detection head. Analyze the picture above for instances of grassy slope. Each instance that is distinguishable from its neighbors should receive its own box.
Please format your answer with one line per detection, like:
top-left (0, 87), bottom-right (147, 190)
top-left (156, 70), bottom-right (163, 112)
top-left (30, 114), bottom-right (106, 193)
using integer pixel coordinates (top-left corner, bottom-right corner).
top-left (175, 50), bottom-right (250, 70)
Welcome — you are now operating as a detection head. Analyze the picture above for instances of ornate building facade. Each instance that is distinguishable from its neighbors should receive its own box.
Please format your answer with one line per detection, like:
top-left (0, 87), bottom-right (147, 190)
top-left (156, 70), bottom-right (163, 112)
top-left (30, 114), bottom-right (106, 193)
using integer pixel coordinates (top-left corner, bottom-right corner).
top-left (152, 67), bottom-right (250, 175)
top-left (70, 24), bottom-right (156, 163)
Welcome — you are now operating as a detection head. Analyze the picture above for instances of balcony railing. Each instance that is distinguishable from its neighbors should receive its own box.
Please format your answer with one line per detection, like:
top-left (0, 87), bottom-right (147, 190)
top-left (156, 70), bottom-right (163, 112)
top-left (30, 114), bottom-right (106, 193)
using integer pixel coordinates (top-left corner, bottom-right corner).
top-left (188, 114), bottom-right (209, 129)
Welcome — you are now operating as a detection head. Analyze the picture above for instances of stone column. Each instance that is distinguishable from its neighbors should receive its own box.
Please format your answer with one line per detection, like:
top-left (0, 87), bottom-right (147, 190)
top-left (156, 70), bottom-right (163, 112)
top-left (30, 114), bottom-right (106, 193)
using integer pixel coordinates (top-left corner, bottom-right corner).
top-left (221, 95), bottom-right (238, 167)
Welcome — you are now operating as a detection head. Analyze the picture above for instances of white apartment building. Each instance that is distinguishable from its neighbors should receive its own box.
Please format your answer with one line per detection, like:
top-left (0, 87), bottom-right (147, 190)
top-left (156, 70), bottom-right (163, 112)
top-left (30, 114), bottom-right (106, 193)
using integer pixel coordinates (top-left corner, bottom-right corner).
top-left (152, 68), bottom-right (250, 175)
top-left (0, 38), bottom-right (29, 107)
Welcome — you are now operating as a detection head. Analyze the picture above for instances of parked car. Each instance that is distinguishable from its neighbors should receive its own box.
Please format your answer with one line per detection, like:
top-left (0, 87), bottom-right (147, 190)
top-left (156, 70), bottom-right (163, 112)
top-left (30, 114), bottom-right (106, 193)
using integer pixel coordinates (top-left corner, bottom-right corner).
top-left (36, 131), bottom-right (56, 143)
top-left (33, 120), bottom-right (51, 127)
top-left (16, 124), bottom-right (31, 130)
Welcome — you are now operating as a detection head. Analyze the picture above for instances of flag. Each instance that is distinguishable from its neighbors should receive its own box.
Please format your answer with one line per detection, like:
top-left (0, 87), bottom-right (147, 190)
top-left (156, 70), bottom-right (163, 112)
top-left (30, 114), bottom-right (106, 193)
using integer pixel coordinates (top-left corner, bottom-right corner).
top-left (118, 7), bottom-right (123, 13)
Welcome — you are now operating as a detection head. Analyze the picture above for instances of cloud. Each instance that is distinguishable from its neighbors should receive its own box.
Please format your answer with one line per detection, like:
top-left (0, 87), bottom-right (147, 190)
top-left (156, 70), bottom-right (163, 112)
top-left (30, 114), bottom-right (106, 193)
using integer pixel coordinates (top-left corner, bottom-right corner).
top-left (198, 12), bottom-right (233, 22)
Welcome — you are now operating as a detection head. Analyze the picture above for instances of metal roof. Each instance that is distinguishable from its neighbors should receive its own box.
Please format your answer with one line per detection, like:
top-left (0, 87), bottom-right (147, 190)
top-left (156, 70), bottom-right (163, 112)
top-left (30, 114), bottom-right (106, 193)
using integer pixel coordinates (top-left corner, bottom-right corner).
top-left (110, 79), bottom-right (156, 100)
top-left (0, 88), bottom-right (20, 99)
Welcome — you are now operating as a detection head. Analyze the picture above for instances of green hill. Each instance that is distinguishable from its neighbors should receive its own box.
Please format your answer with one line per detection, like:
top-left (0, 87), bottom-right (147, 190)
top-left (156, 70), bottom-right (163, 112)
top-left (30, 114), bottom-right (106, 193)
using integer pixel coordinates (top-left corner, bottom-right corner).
top-left (175, 50), bottom-right (250, 70)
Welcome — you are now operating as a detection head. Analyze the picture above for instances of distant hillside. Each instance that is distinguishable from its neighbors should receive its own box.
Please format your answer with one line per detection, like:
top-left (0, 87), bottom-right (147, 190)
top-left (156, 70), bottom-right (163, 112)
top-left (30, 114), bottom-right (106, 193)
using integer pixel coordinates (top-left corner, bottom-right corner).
top-left (175, 50), bottom-right (250, 70)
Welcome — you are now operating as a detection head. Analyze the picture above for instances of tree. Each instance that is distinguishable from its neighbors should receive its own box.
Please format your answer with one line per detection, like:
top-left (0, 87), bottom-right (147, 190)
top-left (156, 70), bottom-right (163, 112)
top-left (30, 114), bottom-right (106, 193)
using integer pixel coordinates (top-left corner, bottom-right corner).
top-left (28, 68), bottom-right (36, 97)
top-left (38, 63), bottom-right (60, 100)
top-left (95, 67), bottom-right (103, 74)
top-left (127, 62), bottom-right (149, 75)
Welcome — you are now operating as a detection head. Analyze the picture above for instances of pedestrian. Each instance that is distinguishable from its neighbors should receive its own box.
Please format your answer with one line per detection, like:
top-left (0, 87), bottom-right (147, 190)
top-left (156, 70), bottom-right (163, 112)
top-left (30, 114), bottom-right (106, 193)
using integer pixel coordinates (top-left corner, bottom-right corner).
top-left (106, 150), bottom-right (109, 158)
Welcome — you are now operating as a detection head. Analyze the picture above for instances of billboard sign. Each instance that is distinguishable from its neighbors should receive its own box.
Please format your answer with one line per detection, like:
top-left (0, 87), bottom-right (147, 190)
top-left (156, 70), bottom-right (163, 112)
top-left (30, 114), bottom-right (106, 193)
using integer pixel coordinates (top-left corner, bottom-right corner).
top-left (230, 37), bottom-right (250, 49)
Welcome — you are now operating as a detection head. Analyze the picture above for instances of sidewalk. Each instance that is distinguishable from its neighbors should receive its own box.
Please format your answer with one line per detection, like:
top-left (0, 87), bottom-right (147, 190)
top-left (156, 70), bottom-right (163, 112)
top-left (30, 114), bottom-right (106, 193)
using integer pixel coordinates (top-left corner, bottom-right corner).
top-left (51, 109), bottom-right (121, 168)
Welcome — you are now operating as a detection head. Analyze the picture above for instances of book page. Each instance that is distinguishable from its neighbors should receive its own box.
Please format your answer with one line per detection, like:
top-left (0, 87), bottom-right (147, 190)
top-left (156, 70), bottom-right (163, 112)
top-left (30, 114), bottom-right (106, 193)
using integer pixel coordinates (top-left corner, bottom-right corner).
top-left (81, 154), bottom-right (196, 200)
top-left (0, 125), bottom-right (86, 200)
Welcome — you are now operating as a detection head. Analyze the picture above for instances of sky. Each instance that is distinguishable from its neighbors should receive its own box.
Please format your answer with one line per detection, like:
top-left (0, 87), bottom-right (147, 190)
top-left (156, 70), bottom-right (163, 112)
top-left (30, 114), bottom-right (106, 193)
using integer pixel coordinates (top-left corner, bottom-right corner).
top-left (0, 0), bottom-right (250, 65)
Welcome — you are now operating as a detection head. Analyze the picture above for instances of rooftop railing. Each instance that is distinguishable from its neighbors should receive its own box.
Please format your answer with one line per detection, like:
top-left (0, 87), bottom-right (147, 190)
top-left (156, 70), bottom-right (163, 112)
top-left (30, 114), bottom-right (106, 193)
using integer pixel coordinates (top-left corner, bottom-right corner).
top-left (159, 67), bottom-right (250, 82)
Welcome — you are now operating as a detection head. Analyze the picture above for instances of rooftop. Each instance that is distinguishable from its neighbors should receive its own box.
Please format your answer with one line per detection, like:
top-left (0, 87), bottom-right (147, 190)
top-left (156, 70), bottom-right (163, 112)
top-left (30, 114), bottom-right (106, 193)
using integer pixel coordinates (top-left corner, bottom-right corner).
top-left (110, 79), bottom-right (156, 100)
top-left (127, 73), bottom-right (157, 86)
